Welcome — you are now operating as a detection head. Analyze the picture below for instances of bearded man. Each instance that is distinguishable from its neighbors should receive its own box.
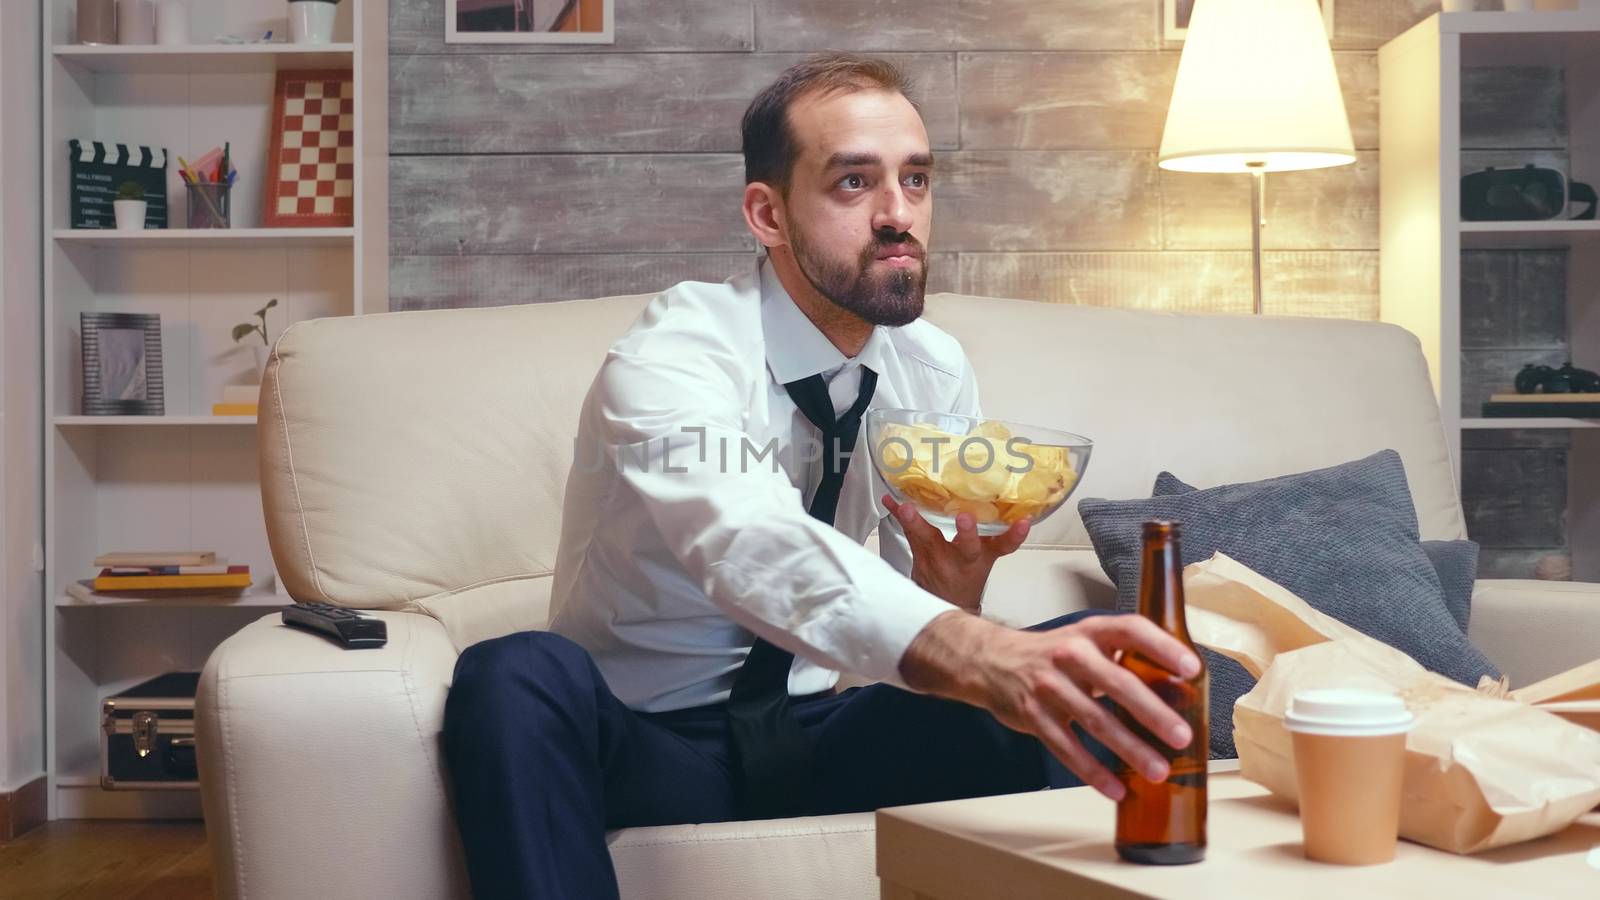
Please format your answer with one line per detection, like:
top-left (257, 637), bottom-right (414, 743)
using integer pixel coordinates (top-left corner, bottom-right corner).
top-left (441, 53), bottom-right (1200, 900)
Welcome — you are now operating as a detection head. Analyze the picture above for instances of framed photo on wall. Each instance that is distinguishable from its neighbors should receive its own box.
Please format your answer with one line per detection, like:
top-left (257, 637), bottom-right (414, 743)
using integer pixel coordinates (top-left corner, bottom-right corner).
top-left (1165, 0), bottom-right (1334, 43)
top-left (81, 312), bottom-right (164, 416)
top-left (446, 0), bottom-right (615, 44)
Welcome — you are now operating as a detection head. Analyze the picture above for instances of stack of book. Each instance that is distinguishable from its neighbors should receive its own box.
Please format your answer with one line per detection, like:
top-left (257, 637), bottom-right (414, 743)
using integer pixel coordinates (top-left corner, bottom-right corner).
top-left (213, 384), bottom-right (260, 417)
top-left (91, 551), bottom-right (252, 592)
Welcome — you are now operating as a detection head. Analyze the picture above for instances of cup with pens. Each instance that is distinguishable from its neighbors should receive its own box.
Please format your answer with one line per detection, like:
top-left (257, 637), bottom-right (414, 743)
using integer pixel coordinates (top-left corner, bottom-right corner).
top-left (180, 143), bottom-right (238, 229)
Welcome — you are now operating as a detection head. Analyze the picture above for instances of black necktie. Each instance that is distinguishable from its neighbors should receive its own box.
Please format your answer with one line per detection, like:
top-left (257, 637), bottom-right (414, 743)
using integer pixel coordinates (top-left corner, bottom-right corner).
top-left (726, 365), bottom-right (878, 819)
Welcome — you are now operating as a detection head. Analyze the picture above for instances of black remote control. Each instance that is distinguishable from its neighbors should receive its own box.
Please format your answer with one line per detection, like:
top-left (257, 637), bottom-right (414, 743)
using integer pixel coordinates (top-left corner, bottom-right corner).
top-left (281, 601), bottom-right (388, 649)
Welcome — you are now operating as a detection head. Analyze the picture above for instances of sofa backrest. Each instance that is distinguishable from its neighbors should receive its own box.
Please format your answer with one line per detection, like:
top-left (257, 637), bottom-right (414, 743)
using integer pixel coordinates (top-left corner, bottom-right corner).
top-left (261, 289), bottom-right (1465, 648)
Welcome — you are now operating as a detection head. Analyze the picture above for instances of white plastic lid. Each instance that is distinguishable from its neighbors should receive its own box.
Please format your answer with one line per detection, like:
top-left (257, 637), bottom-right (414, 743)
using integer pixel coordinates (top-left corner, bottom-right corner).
top-left (1283, 689), bottom-right (1414, 737)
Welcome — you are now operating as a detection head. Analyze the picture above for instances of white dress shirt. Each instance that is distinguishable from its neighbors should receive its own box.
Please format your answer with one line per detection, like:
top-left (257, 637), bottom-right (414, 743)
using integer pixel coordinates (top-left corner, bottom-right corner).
top-left (547, 257), bottom-right (983, 712)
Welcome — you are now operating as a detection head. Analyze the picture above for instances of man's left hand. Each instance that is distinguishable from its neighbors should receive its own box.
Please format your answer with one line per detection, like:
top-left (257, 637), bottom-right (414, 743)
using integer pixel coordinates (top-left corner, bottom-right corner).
top-left (882, 493), bottom-right (1029, 612)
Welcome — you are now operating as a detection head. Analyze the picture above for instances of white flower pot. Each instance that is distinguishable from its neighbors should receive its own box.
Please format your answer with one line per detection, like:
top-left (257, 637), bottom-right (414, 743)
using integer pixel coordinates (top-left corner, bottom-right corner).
top-left (113, 199), bottom-right (148, 230)
top-left (288, 0), bottom-right (336, 44)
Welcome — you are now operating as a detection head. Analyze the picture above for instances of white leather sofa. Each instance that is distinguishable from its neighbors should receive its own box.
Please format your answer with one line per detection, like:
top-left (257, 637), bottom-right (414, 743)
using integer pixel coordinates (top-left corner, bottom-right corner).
top-left (197, 289), bottom-right (1600, 899)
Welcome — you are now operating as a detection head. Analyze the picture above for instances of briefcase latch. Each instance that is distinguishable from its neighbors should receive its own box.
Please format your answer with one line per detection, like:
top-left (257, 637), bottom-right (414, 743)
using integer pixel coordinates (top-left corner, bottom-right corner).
top-left (132, 710), bottom-right (159, 758)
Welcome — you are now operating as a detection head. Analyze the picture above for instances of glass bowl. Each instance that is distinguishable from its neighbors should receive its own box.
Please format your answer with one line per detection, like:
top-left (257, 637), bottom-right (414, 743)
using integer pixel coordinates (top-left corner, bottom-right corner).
top-left (866, 409), bottom-right (1093, 537)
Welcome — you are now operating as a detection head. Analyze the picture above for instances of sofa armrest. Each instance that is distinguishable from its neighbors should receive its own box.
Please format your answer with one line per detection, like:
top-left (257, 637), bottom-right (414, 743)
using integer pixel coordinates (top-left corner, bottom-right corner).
top-left (1468, 579), bottom-right (1600, 688)
top-left (198, 610), bottom-right (469, 900)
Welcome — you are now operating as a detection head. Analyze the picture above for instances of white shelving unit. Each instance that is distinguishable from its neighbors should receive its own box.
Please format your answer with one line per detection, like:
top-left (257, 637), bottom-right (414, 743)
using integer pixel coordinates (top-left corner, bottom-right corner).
top-left (54, 42), bottom-right (357, 74)
top-left (41, 0), bottom-right (387, 819)
top-left (1380, 10), bottom-right (1600, 582)
top-left (55, 415), bottom-right (258, 425)
top-left (60, 579), bottom-right (294, 608)
top-left (54, 227), bottom-right (355, 248)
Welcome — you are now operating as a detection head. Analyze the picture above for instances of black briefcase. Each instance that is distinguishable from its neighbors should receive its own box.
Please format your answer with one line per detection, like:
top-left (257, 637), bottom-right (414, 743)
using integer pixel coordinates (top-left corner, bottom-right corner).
top-left (101, 672), bottom-right (200, 790)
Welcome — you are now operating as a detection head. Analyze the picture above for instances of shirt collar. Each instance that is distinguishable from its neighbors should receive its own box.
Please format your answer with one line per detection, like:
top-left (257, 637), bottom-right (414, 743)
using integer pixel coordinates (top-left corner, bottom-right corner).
top-left (759, 257), bottom-right (889, 385)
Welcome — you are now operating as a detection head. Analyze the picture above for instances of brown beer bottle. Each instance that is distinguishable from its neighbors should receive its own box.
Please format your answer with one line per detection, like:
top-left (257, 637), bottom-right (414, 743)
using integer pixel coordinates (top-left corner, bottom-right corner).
top-left (1114, 519), bottom-right (1208, 865)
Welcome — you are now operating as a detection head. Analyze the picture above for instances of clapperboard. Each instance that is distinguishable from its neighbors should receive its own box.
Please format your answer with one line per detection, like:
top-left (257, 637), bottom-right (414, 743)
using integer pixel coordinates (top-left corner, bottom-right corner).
top-left (68, 140), bottom-right (169, 229)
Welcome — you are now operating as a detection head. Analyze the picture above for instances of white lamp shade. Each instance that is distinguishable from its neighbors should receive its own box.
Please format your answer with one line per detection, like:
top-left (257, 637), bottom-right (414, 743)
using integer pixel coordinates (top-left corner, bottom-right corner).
top-left (1159, 0), bottom-right (1356, 174)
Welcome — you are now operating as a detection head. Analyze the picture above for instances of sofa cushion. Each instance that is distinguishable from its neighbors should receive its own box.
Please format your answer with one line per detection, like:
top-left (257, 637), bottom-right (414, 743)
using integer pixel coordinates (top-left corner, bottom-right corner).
top-left (979, 548), bottom-right (1118, 627)
top-left (1077, 450), bottom-right (1500, 758)
top-left (919, 295), bottom-right (1469, 550)
top-left (609, 814), bottom-right (876, 900)
top-left (1152, 471), bottom-right (1481, 633)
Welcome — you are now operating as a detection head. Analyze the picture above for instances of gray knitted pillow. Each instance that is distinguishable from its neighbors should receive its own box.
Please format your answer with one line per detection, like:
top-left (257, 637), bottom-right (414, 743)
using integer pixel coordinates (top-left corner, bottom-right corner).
top-left (1153, 472), bottom-right (1481, 633)
top-left (1078, 450), bottom-right (1500, 759)
top-left (1422, 541), bottom-right (1480, 634)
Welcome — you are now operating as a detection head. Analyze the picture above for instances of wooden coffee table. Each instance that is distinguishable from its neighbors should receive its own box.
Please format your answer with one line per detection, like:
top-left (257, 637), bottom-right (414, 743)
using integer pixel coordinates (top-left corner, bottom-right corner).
top-left (876, 761), bottom-right (1600, 899)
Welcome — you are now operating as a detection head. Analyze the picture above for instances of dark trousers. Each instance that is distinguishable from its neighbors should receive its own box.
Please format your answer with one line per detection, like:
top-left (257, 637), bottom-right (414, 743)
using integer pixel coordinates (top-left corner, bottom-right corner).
top-left (442, 610), bottom-right (1115, 899)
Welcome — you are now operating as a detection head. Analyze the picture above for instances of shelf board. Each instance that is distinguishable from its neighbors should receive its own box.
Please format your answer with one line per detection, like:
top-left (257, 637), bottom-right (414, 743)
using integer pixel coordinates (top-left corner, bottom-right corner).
top-left (1458, 220), bottom-right (1600, 249)
top-left (60, 579), bottom-right (292, 608)
top-left (55, 228), bottom-right (354, 249)
top-left (55, 415), bottom-right (255, 426)
top-left (1460, 417), bottom-right (1600, 430)
top-left (1446, 9), bottom-right (1600, 35)
top-left (53, 43), bottom-right (355, 75)
top-left (1453, 12), bottom-right (1600, 65)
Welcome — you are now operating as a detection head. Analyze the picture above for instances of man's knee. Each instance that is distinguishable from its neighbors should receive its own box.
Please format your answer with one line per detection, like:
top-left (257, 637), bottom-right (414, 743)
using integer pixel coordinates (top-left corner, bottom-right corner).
top-left (1023, 608), bottom-right (1122, 633)
top-left (446, 631), bottom-right (598, 733)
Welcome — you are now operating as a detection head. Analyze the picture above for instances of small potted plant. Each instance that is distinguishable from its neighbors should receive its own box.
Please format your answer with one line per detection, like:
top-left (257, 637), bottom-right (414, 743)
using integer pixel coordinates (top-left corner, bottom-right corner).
top-left (113, 182), bottom-right (147, 231)
top-left (288, 0), bottom-right (340, 44)
top-left (232, 298), bottom-right (279, 381)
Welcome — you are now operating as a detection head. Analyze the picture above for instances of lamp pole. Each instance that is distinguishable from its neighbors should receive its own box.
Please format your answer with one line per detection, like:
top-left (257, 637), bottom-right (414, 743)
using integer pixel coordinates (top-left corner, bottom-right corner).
top-left (1249, 163), bottom-right (1266, 316)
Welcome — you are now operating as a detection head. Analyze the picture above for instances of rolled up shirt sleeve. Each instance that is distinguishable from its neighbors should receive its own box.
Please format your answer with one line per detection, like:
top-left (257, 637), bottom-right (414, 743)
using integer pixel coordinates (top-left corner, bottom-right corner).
top-left (592, 346), bottom-right (956, 688)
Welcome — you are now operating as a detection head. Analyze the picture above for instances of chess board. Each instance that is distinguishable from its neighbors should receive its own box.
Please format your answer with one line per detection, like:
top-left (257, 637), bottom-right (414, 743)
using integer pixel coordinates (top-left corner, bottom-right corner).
top-left (264, 69), bottom-right (355, 227)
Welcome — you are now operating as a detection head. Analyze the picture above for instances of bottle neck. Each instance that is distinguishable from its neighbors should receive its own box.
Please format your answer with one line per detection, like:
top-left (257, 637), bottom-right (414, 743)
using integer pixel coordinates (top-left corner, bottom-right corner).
top-left (1137, 535), bottom-right (1190, 640)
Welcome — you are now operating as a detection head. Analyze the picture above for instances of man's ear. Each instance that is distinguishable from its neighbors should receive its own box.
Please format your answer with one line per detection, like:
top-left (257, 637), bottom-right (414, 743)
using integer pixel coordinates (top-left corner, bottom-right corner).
top-left (743, 182), bottom-right (787, 250)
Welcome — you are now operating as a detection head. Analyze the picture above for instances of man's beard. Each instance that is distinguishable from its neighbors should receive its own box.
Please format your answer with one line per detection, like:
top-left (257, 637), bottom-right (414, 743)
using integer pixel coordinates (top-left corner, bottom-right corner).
top-left (788, 222), bottom-right (927, 327)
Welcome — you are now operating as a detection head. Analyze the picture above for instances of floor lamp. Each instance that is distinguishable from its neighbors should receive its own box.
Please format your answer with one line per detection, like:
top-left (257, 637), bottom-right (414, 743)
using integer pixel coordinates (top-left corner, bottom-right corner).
top-left (1157, 0), bottom-right (1357, 315)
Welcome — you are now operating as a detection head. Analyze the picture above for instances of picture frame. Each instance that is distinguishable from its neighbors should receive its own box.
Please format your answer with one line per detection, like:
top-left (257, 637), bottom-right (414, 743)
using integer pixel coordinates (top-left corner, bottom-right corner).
top-left (1164, 0), bottom-right (1335, 43)
top-left (446, 0), bottom-right (615, 44)
top-left (263, 69), bottom-right (356, 228)
top-left (81, 312), bottom-right (164, 416)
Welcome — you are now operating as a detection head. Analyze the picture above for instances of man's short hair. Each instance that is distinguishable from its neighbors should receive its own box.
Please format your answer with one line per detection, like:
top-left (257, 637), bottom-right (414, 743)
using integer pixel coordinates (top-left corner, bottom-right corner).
top-left (741, 53), bottom-right (920, 195)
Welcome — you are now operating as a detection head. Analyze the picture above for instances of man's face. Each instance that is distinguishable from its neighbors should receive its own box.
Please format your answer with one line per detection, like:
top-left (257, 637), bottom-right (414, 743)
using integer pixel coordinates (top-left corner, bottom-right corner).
top-left (777, 88), bottom-right (933, 328)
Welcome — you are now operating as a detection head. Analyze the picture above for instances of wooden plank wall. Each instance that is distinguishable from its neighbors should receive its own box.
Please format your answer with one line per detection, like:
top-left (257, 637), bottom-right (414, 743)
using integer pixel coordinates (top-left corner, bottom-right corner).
top-left (386, 0), bottom-right (1569, 579)
top-left (387, 0), bottom-right (1440, 314)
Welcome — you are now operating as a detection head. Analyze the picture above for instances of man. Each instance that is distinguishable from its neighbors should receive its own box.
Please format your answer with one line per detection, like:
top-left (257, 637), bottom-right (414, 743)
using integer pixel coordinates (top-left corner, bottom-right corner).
top-left (443, 53), bottom-right (1200, 899)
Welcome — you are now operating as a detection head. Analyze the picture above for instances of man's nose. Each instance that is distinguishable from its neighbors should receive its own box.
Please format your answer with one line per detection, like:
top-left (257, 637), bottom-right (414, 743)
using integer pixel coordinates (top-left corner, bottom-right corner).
top-left (871, 181), bottom-right (914, 235)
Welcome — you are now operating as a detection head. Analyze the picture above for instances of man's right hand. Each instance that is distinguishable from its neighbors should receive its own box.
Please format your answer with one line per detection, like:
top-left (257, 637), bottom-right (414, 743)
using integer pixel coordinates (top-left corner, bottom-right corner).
top-left (898, 610), bottom-right (1202, 801)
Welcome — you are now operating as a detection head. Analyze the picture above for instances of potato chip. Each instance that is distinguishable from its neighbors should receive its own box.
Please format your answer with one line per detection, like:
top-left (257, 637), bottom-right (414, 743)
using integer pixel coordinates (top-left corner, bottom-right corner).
top-left (975, 420), bottom-right (1012, 442)
top-left (945, 437), bottom-right (1010, 500)
top-left (1000, 500), bottom-right (1046, 524)
top-left (942, 498), bottom-right (1001, 524)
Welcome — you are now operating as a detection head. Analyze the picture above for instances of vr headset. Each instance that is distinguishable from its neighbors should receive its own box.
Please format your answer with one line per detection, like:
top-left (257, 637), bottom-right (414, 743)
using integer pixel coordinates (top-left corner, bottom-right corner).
top-left (1461, 165), bottom-right (1597, 222)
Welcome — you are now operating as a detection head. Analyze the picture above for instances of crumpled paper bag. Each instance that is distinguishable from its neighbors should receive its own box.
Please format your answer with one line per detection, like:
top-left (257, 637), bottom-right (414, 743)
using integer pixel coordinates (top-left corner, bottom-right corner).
top-left (1183, 552), bottom-right (1600, 854)
top-left (1480, 658), bottom-right (1600, 734)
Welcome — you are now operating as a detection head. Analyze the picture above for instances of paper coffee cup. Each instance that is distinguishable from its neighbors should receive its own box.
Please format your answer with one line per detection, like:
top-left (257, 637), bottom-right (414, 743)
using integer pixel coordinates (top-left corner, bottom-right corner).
top-left (1284, 689), bottom-right (1414, 866)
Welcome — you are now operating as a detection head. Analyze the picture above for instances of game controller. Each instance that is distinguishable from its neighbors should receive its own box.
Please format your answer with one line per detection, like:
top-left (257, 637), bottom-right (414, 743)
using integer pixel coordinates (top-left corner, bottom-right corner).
top-left (1514, 362), bottom-right (1600, 394)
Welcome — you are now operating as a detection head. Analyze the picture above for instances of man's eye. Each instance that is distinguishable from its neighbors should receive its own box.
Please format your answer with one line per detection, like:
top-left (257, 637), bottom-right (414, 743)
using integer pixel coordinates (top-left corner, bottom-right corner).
top-left (840, 174), bottom-right (866, 190)
top-left (906, 173), bottom-right (929, 188)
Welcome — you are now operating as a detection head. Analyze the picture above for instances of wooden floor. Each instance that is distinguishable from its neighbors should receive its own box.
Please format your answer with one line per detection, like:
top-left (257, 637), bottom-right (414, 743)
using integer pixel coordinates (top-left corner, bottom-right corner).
top-left (0, 821), bottom-right (212, 899)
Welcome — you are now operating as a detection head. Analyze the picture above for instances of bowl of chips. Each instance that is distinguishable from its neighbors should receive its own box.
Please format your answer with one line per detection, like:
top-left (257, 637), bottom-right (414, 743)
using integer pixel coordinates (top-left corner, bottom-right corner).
top-left (866, 409), bottom-right (1092, 536)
